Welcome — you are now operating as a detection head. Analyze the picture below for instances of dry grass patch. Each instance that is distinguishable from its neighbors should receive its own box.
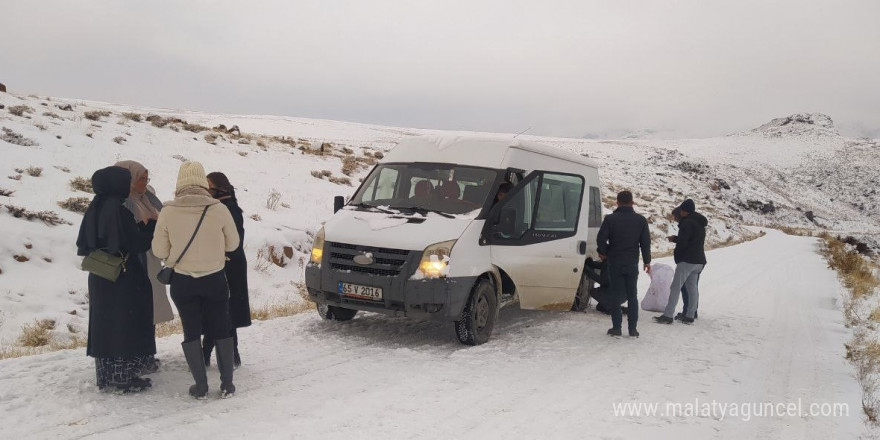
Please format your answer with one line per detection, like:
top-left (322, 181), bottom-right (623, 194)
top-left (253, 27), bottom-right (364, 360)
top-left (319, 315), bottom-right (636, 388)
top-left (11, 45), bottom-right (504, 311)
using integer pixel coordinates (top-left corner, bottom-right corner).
top-left (121, 112), bottom-right (143, 122)
top-left (0, 345), bottom-right (39, 360)
top-left (156, 318), bottom-right (183, 339)
top-left (83, 110), bottom-right (111, 121)
top-left (58, 196), bottom-right (91, 213)
top-left (824, 236), bottom-right (879, 299)
top-left (778, 226), bottom-right (815, 236)
top-left (8, 105), bottom-right (34, 117)
top-left (266, 189), bottom-right (282, 210)
top-left (70, 176), bottom-right (94, 193)
top-left (3, 205), bottom-right (72, 225)
top-left (18, 319), bottom-right (55, 347)
top-left (250, 301), bottom-right (313, 321)
top-left (1, 127), bottom-right (39, 147)
top-left (183, 123), bottom-right (210, 133)
top-left (329, 176), bottom-right (352, 186)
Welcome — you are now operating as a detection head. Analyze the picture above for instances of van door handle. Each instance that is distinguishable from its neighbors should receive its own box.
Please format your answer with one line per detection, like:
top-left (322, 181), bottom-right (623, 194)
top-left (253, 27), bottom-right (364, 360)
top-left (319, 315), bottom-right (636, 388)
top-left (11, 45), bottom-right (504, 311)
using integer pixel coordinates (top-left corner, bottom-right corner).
top-left (577, 241), bottom-right (587, 255)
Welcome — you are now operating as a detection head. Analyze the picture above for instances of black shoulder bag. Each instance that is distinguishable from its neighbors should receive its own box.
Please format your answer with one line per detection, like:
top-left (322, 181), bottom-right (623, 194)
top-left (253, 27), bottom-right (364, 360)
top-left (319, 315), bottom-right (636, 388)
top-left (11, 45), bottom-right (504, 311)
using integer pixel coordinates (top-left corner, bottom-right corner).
top-left (157, 206), bottom-right (209, 285)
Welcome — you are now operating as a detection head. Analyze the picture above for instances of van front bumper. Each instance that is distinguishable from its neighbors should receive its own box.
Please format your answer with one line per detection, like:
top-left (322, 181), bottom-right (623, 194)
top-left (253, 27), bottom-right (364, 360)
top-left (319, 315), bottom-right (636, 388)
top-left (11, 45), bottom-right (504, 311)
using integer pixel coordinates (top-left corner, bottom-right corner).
top-left (305, 263), bottom-right (476, 321)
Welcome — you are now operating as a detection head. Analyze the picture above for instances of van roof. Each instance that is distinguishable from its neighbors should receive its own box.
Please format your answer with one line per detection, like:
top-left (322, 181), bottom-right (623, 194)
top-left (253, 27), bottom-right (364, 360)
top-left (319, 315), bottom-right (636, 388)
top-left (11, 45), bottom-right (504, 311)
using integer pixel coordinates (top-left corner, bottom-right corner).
top-left (382, 135), bottom-right (599, 169)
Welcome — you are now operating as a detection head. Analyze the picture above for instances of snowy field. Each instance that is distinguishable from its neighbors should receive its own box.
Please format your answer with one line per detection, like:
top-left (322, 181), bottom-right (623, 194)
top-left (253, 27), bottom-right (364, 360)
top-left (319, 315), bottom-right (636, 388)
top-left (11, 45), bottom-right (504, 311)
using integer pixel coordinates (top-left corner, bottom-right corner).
top-left (0, 230), bottom-right (868, 439)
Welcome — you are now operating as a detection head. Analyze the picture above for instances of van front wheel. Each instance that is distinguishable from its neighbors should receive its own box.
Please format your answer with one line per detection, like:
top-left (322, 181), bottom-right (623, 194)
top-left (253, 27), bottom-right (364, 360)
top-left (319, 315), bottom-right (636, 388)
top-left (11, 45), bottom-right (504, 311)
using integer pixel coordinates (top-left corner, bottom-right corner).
top-left (317, 304), bottom-right (358, 321)
top-left (454, 279), bottom-right (498, 345)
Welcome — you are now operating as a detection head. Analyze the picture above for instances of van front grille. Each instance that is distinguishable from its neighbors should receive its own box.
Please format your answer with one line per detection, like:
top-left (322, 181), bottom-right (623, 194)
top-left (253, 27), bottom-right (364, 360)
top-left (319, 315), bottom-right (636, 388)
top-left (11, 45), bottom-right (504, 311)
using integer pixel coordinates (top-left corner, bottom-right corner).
top-left (327, 242), bottom-right (411, 277)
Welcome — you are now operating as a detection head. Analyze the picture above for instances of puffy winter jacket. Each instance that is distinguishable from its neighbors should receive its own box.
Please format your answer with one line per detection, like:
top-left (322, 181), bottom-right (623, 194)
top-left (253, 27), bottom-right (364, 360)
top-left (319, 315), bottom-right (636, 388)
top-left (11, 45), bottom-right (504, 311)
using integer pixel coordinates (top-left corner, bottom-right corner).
top-left (673, 211), bottom-right (707, 265)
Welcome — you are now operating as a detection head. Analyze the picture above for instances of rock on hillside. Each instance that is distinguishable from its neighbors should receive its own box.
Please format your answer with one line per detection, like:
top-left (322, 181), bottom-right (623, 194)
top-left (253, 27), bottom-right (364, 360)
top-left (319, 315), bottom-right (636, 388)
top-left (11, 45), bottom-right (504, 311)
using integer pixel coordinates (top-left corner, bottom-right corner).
top-left (749, 113), bottom-right (839, 138)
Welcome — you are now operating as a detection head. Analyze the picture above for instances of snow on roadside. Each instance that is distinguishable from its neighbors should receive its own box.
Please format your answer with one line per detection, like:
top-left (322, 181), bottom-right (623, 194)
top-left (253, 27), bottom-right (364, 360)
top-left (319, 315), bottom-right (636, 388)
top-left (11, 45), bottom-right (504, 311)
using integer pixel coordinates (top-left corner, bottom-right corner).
top-left (0, 230), bottom-right (870, 439)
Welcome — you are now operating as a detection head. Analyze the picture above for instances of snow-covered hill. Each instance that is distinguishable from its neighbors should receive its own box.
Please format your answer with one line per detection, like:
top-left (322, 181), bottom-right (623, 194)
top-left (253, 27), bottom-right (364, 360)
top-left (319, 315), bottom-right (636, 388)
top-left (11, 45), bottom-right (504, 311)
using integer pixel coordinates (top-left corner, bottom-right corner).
top-left (0, 92), bottom-right (877, 347)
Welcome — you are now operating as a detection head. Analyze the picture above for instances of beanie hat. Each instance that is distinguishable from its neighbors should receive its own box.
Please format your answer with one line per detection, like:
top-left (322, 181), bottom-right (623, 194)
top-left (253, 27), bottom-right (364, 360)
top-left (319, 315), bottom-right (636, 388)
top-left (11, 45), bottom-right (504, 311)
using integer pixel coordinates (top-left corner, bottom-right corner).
top-left (176, 161), bottom-right (209, 191)
top-left (678, 199), bottom-right (696, 213)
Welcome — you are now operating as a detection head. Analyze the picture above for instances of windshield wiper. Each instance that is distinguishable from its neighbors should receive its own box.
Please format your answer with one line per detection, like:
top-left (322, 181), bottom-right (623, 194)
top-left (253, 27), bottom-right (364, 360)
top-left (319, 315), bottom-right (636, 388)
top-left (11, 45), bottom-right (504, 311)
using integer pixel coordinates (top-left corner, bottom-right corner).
top-left (350, 203), bottom-right (395, 215)
top-left (390, 205), bottom-right (456, 219)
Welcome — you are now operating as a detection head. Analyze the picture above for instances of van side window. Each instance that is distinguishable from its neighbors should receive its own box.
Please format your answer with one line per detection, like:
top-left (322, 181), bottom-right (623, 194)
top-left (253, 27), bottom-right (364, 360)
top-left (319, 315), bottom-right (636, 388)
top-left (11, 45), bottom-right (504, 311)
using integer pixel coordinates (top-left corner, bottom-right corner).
top-left (588, 186), bottom-right (602, 228)
top-left (534, 173), bottom-right (584, 233)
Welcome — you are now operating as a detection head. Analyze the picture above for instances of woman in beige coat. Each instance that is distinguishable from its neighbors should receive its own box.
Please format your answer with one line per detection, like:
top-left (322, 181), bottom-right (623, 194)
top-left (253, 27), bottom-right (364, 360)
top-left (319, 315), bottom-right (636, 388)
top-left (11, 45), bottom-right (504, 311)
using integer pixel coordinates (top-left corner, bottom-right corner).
top-left (152, 161), bottom-right (240, 399)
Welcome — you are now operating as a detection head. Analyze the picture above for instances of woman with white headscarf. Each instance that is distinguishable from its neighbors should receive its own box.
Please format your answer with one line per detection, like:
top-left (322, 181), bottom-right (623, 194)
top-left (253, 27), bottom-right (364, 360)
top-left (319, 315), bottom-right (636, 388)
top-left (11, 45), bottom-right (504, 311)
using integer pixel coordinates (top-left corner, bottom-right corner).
top-left (115, 161), bottom-right (175, 372)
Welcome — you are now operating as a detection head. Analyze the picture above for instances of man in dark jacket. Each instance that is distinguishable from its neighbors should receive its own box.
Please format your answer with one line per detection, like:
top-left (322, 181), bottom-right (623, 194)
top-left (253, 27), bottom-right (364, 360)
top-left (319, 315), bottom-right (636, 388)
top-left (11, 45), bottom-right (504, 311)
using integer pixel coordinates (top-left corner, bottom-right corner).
top-left (597, 191), bottom-right (652, 337)
top-left (669, 207), bottom-right (699, 320)
top-left (655, 199), bottom-right (707, 324)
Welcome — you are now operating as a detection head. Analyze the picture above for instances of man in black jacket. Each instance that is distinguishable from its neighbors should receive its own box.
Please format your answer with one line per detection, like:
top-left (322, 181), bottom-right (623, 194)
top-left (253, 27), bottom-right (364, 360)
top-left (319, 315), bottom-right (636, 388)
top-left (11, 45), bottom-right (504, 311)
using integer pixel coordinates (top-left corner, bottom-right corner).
top-left (655, 199), bottom-right (707, 324)
top-left (597, 191), bottom-right (652, 337)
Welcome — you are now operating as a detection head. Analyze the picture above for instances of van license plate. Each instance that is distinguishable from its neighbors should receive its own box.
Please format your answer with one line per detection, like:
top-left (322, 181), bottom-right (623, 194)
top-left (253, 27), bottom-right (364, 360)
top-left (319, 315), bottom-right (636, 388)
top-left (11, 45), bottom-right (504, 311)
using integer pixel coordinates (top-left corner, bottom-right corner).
top-left (338, 282), bottom-right (383, 301)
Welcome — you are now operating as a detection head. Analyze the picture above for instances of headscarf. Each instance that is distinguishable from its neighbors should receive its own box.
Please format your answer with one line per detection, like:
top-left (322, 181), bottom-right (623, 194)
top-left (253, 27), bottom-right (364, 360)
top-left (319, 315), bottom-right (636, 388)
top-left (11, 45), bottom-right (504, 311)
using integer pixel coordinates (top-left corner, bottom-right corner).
top-left (206, 171), bottom-right (237, 201)
top-left (114, 160), bottom-right (161, 223)
top-left (76, 167), bottom-right (132, 256)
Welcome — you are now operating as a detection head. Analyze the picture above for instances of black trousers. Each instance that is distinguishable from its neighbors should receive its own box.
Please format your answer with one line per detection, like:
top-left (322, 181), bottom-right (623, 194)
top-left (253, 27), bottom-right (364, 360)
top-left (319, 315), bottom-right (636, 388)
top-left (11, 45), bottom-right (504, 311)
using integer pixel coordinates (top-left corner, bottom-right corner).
top-left (170, 271), bottom-right (231, 343)
top-left (607, 262), bottom-right (639, 331)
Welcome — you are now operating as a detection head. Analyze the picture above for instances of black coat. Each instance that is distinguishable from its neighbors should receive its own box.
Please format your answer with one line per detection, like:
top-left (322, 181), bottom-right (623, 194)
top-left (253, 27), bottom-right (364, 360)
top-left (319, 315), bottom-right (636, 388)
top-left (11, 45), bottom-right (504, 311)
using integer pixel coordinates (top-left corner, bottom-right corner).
top-left (673, 211), bottom-right (708, 265)
top-left (596, 206), bottom-right (652, 266)
top-left (77, 167), bottom-right (156, 358)
top-left (221, 197), bottom-right (251, 328)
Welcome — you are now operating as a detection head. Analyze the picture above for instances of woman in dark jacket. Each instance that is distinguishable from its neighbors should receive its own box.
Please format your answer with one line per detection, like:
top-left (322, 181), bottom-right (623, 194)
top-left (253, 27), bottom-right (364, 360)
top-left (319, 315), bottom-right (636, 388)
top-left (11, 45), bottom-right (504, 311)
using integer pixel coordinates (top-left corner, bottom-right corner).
top-left (76, 166), bottom-right (157, 393)
top-left (203, 171), bottom-right (251, 369)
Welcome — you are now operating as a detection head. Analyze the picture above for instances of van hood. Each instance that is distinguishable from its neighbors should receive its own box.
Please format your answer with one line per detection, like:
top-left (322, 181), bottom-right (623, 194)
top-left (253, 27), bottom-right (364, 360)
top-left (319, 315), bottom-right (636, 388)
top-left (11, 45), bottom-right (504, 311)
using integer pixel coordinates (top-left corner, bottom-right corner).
top-left (323, 208), bottom-right (475, 251)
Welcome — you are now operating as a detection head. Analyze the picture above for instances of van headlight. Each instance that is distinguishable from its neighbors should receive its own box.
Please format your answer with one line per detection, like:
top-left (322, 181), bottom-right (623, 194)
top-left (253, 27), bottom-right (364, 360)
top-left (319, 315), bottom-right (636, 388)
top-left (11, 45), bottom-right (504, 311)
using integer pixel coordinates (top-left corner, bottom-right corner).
top-left (310, 227), bottom-right (325, 265)
top-left (418, 240), bottom-right (456, 278)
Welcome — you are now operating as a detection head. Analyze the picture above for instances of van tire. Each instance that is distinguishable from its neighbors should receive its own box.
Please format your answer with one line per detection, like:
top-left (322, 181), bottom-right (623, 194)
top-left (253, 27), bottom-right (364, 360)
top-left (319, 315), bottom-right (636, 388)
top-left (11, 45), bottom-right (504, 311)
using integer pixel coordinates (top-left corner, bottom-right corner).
top-left (571, 271), bottom-right (592, 312)
top-left (317, 304), bottom-right (358, 321)
top-left (454, 279), bottom-right (498, 345)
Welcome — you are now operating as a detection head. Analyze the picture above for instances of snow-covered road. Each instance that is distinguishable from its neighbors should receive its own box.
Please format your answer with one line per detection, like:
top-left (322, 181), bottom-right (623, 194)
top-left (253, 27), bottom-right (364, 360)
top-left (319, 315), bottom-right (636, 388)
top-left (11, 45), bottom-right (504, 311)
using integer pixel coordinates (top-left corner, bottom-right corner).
top-left (0, 230), bottom-right (866, 439)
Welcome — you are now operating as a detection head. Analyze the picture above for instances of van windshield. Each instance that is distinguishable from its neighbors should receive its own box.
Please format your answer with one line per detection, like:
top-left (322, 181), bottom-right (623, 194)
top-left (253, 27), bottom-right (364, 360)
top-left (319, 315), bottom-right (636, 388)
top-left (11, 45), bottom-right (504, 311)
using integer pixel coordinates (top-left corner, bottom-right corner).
top-left (350, 163), bottom-right (502, 216)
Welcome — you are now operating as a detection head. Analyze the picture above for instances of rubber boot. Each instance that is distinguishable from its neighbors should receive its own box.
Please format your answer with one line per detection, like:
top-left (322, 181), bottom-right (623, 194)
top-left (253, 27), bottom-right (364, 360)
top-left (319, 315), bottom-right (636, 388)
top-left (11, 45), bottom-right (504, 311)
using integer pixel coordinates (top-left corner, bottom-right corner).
top-left (215, 337), bottom-right (236, 398)
top-left (182, 340), bottom-right (209, 399)
top-left (202, 335), bottom-right (214, 367)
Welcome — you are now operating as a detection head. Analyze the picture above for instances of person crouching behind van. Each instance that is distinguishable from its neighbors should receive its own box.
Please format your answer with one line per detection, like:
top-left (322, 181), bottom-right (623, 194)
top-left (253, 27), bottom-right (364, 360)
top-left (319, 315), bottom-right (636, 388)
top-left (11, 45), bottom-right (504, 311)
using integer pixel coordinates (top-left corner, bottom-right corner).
top-left (582, 257), bottom-right (626, 314)
top-left (152, 162), bottom-right (240, 399)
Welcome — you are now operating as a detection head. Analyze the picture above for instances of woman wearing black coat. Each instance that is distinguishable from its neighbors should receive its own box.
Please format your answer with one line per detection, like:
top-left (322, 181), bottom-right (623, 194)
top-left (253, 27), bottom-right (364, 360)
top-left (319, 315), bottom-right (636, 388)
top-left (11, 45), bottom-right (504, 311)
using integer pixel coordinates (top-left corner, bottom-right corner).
top-left (202, 172), bottom-right (251, 369)
top-left (76, 166), bottom-right (157, 393)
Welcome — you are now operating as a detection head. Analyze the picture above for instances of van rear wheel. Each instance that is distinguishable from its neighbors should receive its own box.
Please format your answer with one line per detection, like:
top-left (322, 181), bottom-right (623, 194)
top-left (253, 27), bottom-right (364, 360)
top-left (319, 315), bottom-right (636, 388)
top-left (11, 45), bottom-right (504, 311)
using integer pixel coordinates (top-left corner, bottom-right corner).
top-left (454, 279), bottom-right (498, 345)
top-left (317, 304), bottom-right (358, 321)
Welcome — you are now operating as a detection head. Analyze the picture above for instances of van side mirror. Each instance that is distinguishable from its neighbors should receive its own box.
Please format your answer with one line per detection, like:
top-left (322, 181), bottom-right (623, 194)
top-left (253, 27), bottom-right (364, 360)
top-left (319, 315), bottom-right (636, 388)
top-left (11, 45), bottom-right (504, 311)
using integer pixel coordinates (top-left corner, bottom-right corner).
top-left (333, 196), bottom-right (345, 213)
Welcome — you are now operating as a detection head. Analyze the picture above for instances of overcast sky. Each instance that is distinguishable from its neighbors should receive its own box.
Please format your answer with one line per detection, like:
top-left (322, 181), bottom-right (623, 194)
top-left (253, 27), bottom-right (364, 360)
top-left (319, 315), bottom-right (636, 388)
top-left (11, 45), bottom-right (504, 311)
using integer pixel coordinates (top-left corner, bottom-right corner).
top-left (3, 0), bottom-right (879, 138)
